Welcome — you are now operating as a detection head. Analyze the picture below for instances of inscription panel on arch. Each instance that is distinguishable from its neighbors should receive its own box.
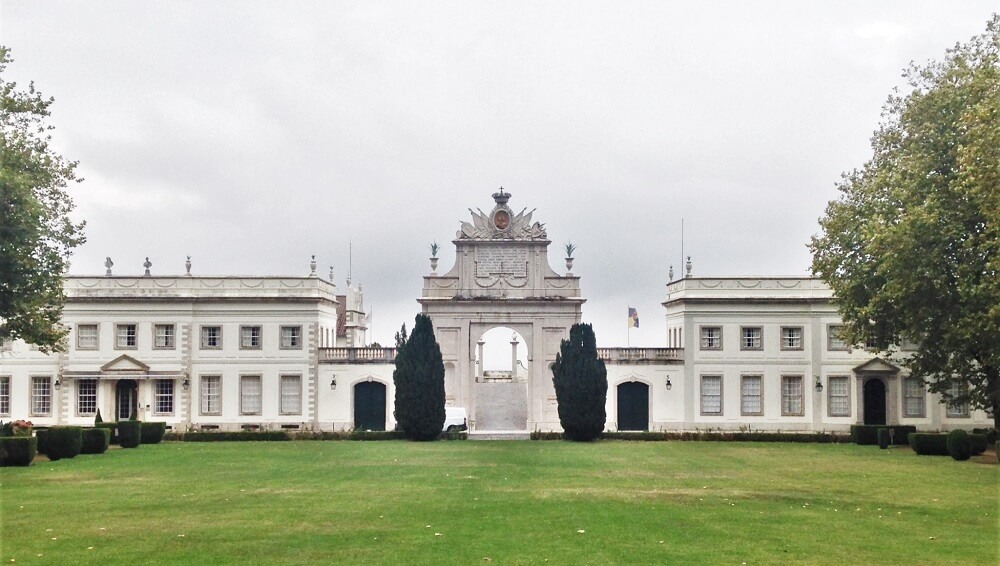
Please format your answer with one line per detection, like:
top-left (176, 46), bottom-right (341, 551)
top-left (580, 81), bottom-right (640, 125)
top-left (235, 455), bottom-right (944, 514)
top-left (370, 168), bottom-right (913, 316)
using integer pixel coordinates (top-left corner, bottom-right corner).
top-left (475, 247), bottom-right (528, 279)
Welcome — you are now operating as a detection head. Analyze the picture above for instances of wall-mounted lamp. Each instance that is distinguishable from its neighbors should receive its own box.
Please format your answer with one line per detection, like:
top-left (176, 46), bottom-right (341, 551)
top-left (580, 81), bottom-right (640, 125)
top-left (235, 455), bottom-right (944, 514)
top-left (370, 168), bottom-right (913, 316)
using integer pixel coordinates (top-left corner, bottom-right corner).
top-left (53, 379), bottom-right (61, 390)
top-left (182, 378), bottom-right (190, 391)
top-left (665, 377), bottom-right (673, 391)
top-left (330, 376), bottom-right (337, 390)
top-left (815, 377), bottom-right (824, 392)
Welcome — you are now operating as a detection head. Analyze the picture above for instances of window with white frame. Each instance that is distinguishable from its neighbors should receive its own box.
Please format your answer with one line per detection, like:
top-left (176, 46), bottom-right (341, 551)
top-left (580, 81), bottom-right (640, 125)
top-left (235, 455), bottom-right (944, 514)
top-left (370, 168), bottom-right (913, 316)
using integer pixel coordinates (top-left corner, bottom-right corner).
top-left (115, 324), bottom-right (138, 349)
top-left (77, 379), bottom-right (97, 415)
top-left (240, 375), bottom-right (262, 415)
top-left (946, 382), bottom-right (970, 417)
top-left (903, 377), bottom-right (925, 417)
top-left (740, 375), bottom-right (762, 415)
top-left (31, 376), bottom-right (52, 416)
top-left (781, 376), bottom-right (804, 416)
top-left (200, 375), bottom-right (221, 415)
top-left (780, 326), bottom-right (803, 350)
top-left (700, 326), bottom-right (722, 350)
top-left (240, 326), bottom-right (262, 349)
top-left (201, 326), bottom-right (222, 349)
top-left (0, 376), bottom-right (10, 416)
top-left (280, 374), bottom-right (302, 415)
top-left (827, 325), bottom-right (848, 351)
top-left (77, 324), bottom-right (99, 350)
top-left (827, 376), bottom-right (850, 417)
top-left (740, 327), bottom-right (762, 350)
top-left (154, 324), bottom-right (175, 349)
top-left (280, 326), bottom-right (302, 349)
top-left (155, 380), bottom-right (174, 414)
top-left (700, 375), bottom-right (722, 415)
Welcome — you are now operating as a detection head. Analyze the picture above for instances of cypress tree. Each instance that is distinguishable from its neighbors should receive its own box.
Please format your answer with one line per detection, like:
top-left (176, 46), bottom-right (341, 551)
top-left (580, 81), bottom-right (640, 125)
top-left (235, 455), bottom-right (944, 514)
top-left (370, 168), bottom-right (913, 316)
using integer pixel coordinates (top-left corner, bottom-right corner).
top-left (392, 314), bottom-right (446, 441)
top-left (552, 323), bottom-right (607, 441)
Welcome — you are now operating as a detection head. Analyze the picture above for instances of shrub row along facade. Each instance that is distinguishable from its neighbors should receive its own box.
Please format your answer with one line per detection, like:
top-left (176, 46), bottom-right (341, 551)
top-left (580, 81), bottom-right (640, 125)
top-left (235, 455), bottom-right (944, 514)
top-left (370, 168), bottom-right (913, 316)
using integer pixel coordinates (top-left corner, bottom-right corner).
top-left (0, 191), bottom-right (989, 432)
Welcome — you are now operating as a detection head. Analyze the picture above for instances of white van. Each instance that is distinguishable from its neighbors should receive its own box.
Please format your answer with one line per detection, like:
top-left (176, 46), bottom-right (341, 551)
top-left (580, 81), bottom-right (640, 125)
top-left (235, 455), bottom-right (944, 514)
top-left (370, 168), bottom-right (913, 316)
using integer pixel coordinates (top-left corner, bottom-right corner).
top-left (443, 407), bottom-right (468, 432)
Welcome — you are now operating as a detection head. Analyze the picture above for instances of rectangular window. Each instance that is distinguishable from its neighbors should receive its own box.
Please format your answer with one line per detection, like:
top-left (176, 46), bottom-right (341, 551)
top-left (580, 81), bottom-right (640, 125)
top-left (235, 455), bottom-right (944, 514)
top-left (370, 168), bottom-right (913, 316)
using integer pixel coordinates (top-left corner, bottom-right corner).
top-left (0, 376), bottom-right (10, 416)
top-left (740, 326), bottom-right (762, 350)
top-left (154, 380), bottom-right (174, 414)
top-left (154, 324), bottom-right (176, 349)
top-left (900, 336), bottom-right (920, 351)
top-left (115, 324), bottom-right (138, 349)
top-left (280, 374), bottom-right (302, 415)
top-left (200, 375), bottom-right (221, 415)
top-left (240, 375), bottom-right (262, 415)
top-left (77, 324), bottom-right (99, 350)
top-left (827, 324), bottom-right (848, 351)
top-left (240, 326), bottom-right (262, 349)
top-left (780, 326), bottom-right (803, 350)
top-left (280, 326), bottom-right (302, 349)
top-left (946, 382), bottom-right (970, 417)
top-left (781, 375), bottom-right (804, 416)
top-left (740, 375), bottom-right (762, 415)
top-left (700, 375), bottom-right (722, 415)
top-left (31, 376), bottom-right (51, 416)
top-left (903, 377), bottom-right (925, 418)
top-left (201, 326), bottom-right (223, 349)
top-left (827, 376), bottom-right (850, 417)
top-left (700, 326), bottom-right (722, 350)
top-left (77, 378), bottom-right (97, 415)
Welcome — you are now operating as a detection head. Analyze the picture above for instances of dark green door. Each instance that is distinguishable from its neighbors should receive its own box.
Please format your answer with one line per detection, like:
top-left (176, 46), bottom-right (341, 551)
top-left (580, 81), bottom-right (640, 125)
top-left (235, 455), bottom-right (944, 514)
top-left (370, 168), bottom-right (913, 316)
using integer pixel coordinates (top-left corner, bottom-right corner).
top-left (863, 379), bottom-right (886, 425)
top-left (354, 381), bottom-right (386, 431)
top-left (617, 381), bottom-right (649, 431)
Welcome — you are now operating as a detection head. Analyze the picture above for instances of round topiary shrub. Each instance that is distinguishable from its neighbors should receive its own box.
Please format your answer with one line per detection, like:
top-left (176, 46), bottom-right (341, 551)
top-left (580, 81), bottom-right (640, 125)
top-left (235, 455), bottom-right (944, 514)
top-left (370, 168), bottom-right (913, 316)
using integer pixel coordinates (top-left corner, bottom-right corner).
top-left (140, 422), bottom-right (167, 444)
top-left (117, 421), bottom-right (142, 449)
top-left (45, 426), bottom-right (83, 461)
top-left (946, 429), bottom-right (972, 461)
top-left (81, 428), bottom-right (111, 454)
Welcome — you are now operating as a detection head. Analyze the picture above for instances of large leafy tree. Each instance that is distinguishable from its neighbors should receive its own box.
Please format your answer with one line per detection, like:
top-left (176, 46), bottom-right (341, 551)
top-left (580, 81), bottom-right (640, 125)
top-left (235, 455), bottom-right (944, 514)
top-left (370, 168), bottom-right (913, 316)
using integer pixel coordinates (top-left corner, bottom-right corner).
top-left (1, 46), bottom-right (86, 352)
top-left (392, 314), bottom-right (445, 440)
top-left (552, 323), bottom-right (607, 441)
top-left (810, 17), bottom-right (999, 429)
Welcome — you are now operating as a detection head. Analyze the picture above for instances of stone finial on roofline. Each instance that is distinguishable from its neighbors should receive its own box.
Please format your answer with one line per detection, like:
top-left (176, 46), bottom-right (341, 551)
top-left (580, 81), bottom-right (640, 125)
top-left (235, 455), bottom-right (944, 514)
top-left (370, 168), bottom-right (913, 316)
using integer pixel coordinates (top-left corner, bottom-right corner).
top-left (143, 257), bottom-right (152, 277)
top-left (105, 256), bottom-right (113, 276)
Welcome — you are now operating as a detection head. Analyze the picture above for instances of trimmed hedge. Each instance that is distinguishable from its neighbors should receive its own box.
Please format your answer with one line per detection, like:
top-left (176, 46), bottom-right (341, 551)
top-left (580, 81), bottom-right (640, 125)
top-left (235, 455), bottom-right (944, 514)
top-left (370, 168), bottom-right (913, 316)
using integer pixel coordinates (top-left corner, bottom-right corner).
top-left (851, 425), bottom-right (916, 446)
top-left (972, 428), bottom-right (997, 444)
top-left (96, 422), bottom-right (118, 444)
top-left (531, 431), bottom-right (851, 443)
top-left (947, 429), bottom-right (972, 461)
top-left (118, 421), bottom-right (142, 448)
top-left (81, 428), bottom-right (111, 454)
top-left (140, 422), bottom-right (167, 444)
top-left (969, 434), bottom-right (988, 456)
top-left (877, 428), bottom-right (891, 449)
top-left (35, 428), bottom-right (49, 454)
top-left (0, 436), bottom-right (37, 466)
top-left (46, 426), bottom-right (83, 461)
top-left (175, 431), bottom-right (291, 442)
top-left (908, 433), bottom-right (950, 455)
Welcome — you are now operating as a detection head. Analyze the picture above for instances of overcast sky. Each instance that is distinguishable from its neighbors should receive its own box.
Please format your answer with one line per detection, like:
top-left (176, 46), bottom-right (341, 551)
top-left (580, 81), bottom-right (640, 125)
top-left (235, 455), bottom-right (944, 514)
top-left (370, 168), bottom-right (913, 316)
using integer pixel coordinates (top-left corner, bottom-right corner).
top-left (2, 1), bottom-right (996, 350)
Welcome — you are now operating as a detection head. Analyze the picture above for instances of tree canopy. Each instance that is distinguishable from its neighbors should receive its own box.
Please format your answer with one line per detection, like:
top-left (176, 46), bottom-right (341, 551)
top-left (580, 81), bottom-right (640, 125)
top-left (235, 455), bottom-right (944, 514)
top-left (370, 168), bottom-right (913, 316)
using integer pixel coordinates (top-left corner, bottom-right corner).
top-left (552, 323), bottom-right (607, 441)
top-left (1, 46), bottom-right (86, 352)
top-left (392, 314), bottom-right (445, 440)
top-left (810, 16), bottom-right (999, 428)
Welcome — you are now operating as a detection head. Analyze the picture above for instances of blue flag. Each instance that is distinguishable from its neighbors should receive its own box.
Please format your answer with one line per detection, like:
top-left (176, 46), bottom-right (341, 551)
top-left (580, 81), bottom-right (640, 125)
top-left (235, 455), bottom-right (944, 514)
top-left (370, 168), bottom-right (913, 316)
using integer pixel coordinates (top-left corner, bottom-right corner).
top-left (628, 307), bottom-right (639, 328)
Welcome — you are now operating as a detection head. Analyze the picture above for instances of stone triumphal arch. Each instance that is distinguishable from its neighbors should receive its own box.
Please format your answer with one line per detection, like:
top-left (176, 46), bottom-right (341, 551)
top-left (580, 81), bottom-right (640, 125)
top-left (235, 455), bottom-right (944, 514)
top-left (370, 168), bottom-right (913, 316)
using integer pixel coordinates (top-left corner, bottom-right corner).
top-left (419, 189), bottom-right (584, 431)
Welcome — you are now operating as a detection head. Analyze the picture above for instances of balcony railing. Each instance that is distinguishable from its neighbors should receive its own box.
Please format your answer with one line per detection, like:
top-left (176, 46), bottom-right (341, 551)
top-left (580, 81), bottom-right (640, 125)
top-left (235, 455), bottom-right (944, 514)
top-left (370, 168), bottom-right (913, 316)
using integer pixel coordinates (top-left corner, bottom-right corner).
top-left (319, 347), bottom-right (397, 363)
top-left (596, 348), bottom-right (683, 364)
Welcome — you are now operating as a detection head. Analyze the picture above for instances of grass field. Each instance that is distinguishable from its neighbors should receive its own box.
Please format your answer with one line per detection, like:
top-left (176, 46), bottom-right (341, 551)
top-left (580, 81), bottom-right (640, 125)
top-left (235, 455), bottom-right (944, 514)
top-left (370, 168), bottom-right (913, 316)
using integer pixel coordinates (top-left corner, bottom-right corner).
top-left (1, 441), bottom-right (997, 565)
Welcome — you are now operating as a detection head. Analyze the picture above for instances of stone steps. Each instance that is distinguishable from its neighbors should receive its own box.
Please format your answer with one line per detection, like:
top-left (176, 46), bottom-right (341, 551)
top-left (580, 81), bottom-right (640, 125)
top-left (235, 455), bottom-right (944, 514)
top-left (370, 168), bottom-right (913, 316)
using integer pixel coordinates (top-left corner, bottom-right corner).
top-left (467, 430), bottom-right (531, 441)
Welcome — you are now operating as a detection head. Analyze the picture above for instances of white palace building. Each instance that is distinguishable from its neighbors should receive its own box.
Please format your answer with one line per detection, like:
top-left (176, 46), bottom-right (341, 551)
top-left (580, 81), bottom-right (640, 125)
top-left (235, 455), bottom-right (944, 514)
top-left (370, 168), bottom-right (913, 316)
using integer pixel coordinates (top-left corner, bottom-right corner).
top-left (0, 191), bottom-right (990, 433)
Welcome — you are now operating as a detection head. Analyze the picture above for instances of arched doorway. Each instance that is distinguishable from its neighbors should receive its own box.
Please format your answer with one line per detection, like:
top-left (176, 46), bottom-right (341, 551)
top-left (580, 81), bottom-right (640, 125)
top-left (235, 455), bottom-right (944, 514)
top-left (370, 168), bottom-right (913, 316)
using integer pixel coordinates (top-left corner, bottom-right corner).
top-left (354, 381), bottom-right (386, 431)
top-left (116, 379), bottom-right (138, 421)
top-left (617, 381), bottom-right (649, 431)
top-left (863, 379), bottom-right (887, 425)
top-left (474, 326), bottom-right (529, 431)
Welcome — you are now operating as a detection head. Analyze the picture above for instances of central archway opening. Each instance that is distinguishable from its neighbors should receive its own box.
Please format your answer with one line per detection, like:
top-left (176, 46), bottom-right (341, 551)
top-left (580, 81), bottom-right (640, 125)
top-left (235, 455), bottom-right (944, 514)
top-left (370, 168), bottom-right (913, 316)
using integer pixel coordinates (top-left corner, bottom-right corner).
top-left (474, 326), bottom-right (529, 431)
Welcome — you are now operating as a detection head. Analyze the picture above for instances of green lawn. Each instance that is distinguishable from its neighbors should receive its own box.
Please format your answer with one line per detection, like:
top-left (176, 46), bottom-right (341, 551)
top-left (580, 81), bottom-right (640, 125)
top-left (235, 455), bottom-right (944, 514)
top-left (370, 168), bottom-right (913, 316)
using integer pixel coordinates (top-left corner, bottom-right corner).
top-left (1, 441), bottom-right (997, 565)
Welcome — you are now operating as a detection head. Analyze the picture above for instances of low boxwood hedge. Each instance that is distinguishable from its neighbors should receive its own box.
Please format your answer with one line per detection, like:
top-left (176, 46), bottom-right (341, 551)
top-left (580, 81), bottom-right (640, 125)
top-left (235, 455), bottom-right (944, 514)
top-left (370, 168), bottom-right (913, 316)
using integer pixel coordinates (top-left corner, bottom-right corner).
top-left (972, 428), bottom-right (997, 444)
top-left (117, 421), bottom-right (142, 448)
top-left (173, 431), bottom-right (291, 442)
top-left (851, 425), bottom-right (916, 446)
top-left (140, 422), bottom-right (167, 444)
top-left (35, 428), bottom-right (49, 454)
top-left (877, 428), bottom-right (891, 449)
top-left (968, 433), bottom-right (988, 456)
top-left (46, 426), bottom-right (83, 461)
top-left (530, 431), bottom-right (851, 442)
top-left (81, 428), bottom-right (111, 454)
top-left (0, 436), bottom-right (37, 466)
top-left (908, 433), bottom-right (950, 455)
top-left (95, 422), bottom-right (118, 444)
